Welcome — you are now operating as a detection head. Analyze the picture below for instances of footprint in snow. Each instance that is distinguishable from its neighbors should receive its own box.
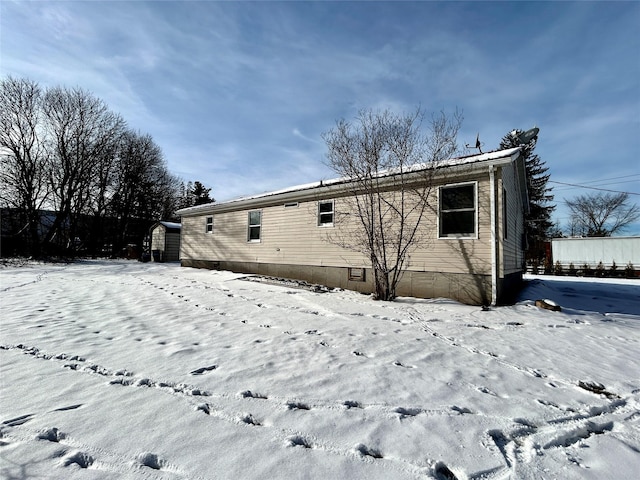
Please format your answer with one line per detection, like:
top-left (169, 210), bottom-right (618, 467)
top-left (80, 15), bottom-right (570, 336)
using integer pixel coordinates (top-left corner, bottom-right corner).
top-left (286, 401), bottom-right (310, 411)
top-left (2, 414), bottom-right (35, 427)
top-left (286, 435), bottom-right (313, 448)
top-left (451, 405), bottom-right (473, 415)
top-left (393, 360), bottom-right (414, 368)
top-left (53, 404), bottom-right (82, 412)
top-left (477, 386), bottom-right (498, 396)
top-left (37, 427), bottom-right (66, 442)
top-left (62, 450), bottom-right (94, 468)
top-left (353, 443), bottom-right (383, 459)
top-left (394, 407), bottom-right (422, 418)
top-left (239, 413), bottom-right (261, 426)
top-left (239, 390), bottom-right (268, 400)
top-left (138, 452), bottom-right (165, 470)
top-left (433, 461), bottom-right (459, 480)
top-left (190, 365), bottom-right (217, 375)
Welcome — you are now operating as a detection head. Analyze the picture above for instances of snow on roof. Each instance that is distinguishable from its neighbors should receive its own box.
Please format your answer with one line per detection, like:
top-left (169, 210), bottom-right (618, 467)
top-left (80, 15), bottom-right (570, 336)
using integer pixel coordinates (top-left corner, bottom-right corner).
top-left (158, 221), bottom-right (181, 230)
top-left (177, 147), bottom-right (522, 215)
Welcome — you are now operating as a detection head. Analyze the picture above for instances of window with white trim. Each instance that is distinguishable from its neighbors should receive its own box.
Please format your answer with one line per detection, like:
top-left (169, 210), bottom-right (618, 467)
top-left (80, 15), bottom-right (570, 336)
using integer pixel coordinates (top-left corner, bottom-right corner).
top-left (205, 216), bottom-right (213, 234)
top-left (439, 183), bottom-right (476, 238)
top-left (318, 200), bottom-right (334, 226)
top-left (247, 210), bottom-right (261, 242)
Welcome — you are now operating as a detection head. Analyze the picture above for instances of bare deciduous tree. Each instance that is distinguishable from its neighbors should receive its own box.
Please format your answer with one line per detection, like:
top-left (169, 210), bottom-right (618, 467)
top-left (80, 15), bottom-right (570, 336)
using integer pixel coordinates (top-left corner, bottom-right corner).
top-left (42, 86), bottom-right (126, 251)
top-left (322, 108), bottom-right (462, 300)
top-left (0, 76), bottom-right (184, 258)
top-left (0, 76), bottom-right (49, 255)
top-left (566, 192), bottom-right (640, 237)
top-left (110, 130), bottom-right (182, 253)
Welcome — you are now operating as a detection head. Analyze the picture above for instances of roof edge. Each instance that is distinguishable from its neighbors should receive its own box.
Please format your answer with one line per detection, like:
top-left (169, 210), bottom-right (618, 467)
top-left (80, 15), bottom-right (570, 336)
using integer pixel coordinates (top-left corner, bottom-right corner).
top-left (177, 147), bottom-right (522, 216)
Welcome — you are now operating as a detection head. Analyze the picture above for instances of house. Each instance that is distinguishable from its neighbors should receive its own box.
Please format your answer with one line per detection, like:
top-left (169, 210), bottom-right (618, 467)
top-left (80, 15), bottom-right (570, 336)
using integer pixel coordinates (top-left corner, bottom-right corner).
top-left (176, 147), bottom-right (528, 305)
top-left (149, 221), bottom-right (181, 262)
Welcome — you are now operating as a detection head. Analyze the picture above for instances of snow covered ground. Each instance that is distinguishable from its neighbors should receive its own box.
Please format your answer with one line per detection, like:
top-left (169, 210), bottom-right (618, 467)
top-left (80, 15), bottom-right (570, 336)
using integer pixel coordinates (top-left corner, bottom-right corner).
top-left (1, 260), bottom-right (638, 480)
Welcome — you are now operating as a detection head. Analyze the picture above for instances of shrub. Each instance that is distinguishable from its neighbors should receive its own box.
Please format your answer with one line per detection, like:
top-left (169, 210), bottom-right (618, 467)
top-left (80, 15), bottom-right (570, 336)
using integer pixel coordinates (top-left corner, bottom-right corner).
top-left (595, 261), bottom-right (605, 277)
top-left (530, 259), bottom-right (540, 275)
top-left (568, 263), bottom-right (577, 276)
top-left (554, 261), bottom-right (564, 276)
top-left (582, 263), bottom-right (592, 277)
top-left (609, 261), bottom-right (618, 278)
top-left (625, 262), bottom-right (635, 278)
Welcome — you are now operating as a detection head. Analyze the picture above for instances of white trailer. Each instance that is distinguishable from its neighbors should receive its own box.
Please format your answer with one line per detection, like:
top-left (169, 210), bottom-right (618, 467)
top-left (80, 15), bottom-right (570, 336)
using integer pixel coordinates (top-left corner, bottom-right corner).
top-left (551, 236), bottom-right (640, 267)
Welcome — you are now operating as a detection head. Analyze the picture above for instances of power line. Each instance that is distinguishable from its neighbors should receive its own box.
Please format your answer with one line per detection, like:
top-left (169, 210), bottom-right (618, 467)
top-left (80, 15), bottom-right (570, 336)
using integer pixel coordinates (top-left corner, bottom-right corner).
top-left (565, 174), bottom-right (640, 185)
top-left (549, 180), bottom-right (640, 196)
top-left (553, 179), bottom-right (640, 192)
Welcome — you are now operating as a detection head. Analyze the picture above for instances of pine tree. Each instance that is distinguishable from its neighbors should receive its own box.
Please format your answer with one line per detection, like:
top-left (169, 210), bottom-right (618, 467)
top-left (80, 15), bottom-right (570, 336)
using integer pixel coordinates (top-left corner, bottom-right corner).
top-left (500, 130), bottom-right (555, 265)
top-left (192, 181), bottom-right (213, 206)
top-left (178, 181), bottom-right (214, 208)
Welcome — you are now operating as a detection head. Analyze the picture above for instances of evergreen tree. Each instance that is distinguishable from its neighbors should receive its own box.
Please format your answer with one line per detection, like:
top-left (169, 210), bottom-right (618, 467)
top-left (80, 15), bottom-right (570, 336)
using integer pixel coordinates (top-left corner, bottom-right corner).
top-left (192, 181), bottom-right (213, 205)
top-left (179, 181), bottom-right (214, 208)
top-left (500, 130), bottom-right (555, 265)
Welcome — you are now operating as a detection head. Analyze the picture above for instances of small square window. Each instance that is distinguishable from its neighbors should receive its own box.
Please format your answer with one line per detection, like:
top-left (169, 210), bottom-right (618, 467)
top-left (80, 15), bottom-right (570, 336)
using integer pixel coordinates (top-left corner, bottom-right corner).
top-left (318, 201), bottom-right (334, 226)
top-left (248, 210), bottom-right (261, 242)
top-left (205, 216), bottom-right (213, 233)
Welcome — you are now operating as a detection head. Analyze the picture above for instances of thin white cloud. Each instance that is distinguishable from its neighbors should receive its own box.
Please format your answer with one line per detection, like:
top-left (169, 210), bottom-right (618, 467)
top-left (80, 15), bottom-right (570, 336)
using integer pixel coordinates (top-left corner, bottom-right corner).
top-left (1, 0), bottom-right (638, 228)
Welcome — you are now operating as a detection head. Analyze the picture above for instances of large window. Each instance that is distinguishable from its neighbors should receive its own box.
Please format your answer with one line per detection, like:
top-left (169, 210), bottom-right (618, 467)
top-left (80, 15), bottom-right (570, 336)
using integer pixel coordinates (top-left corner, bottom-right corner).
top-left (439, 183), bottom-right (476, 238)
top-left (318, 200), bottom-right (334, 226)
top-left (247, 210), bottom-right (261, 242)
top-left (205, 216), bottom-right (213, 234)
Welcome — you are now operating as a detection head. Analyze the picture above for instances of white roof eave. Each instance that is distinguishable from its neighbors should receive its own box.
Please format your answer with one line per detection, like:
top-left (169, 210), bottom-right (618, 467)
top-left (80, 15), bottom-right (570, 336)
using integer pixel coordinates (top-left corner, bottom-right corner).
top-left (177, 147), bottom-right (522, 217)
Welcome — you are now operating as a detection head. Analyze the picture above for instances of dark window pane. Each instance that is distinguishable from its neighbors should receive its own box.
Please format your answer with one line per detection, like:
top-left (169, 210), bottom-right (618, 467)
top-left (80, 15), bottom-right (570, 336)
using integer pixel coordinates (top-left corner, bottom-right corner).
top-left (249, 211), bottom-right (261, 225)
top-left (319, 202), bottom-right (333, 213)
top-left (248, 226), bottom-right (261, 241)
top-left (320, 213), bottom-right (333, 224)
top-left (441, 185), bottom-right (474, 210)
top-left (441, 211), bottom-right (475, 236)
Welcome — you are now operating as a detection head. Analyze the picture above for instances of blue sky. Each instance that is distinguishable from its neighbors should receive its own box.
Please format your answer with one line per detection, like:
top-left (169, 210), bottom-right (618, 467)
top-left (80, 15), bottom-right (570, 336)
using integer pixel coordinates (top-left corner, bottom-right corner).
top-left (2, 1), bottom-right (639, 233)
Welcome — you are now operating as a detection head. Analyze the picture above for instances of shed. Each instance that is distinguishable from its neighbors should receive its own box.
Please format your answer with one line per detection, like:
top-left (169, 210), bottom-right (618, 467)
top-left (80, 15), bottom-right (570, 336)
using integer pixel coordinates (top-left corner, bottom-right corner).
top-left (149, 221), bottom-right (181, 262)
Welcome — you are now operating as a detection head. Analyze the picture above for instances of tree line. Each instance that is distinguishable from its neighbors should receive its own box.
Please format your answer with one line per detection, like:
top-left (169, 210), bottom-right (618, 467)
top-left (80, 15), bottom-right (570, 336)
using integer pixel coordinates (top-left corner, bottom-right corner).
top-left (0, 76), bottom-right (211, 258)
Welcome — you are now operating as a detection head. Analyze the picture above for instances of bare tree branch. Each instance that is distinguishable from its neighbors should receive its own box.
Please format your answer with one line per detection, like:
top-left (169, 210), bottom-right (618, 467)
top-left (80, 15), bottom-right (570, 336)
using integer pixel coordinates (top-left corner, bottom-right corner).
top-left (566, 192), bottom-right (640, 237)
top-left (322, 107), bottom-right (462, 300)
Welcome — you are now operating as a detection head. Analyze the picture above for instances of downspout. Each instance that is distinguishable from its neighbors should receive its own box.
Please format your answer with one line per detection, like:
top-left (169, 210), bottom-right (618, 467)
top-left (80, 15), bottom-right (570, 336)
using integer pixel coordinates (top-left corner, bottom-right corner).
top-left (489, 165), bottom-right (497, 306)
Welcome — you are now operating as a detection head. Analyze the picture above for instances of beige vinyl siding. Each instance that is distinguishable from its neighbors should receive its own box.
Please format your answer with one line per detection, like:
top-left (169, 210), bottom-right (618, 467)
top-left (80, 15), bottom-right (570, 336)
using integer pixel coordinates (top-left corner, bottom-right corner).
top-left (180, 173), bottom-right (494, 276)
top-left (426, 177), bottom-right (492, 275)
top-left (499, 162), bottom-right (525, 275)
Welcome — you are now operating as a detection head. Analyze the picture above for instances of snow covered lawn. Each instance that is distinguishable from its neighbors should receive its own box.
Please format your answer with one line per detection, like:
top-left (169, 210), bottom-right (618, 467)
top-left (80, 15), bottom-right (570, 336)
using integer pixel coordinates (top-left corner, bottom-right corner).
top-left (1, 260), bottom-right (639, 479)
